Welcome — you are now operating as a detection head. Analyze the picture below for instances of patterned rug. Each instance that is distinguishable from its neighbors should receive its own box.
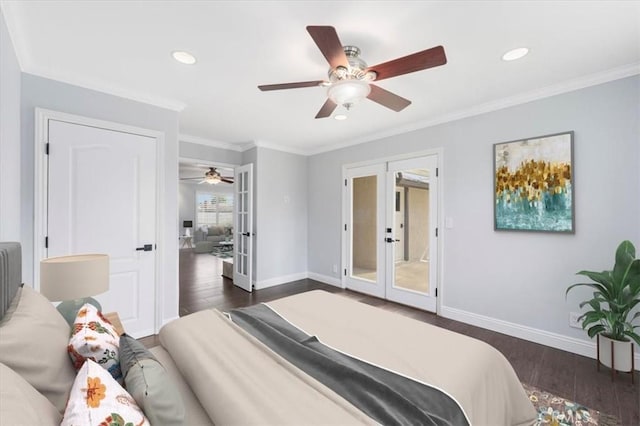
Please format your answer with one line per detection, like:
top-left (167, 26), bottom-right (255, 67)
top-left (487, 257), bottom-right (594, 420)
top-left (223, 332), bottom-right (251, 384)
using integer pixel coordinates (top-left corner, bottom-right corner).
top-left (523, 383), bottom-right (619, 426)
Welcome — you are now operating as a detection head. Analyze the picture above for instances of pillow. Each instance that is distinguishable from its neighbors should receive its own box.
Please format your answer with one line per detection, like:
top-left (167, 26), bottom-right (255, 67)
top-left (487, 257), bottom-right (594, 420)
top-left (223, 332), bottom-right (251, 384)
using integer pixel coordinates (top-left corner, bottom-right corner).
top-left (0, 285), bottom-right (76, 413)
top-left (62, 359), bottom-right (149, 426)
top-left (120, 334), bottom-right (186, 425)
top-left (0, 362), bottom-right (62, 425)
top-left (68, 303), bottom-right (122, 383)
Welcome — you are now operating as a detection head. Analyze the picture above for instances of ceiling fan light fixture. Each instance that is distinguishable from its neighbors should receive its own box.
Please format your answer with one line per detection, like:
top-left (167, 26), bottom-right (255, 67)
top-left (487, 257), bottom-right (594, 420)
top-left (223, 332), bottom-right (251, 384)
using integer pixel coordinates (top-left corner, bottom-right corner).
top-left (204, 168), bottom-right (222, 184)
top-left (502, 47), bottom-right (529, 61)
top-left (328, 80), bottom-right (371, 107)
top-left (172, 50), bottom-right (197, 65)
top-left (363, 70), bottom-right (377, 81)
top-left (334, 114), bottom-right (347, 121)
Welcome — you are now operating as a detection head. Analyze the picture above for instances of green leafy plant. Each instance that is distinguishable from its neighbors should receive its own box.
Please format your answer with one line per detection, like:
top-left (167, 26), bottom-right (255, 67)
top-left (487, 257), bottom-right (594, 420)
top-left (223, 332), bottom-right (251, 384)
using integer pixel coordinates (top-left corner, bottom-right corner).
top-left (566, 240), bottom-right (640, 345)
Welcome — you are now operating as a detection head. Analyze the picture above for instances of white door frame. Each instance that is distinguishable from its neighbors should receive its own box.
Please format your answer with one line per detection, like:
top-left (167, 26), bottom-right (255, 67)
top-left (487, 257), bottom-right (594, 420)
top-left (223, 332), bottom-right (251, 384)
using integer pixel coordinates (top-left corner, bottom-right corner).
top-left (34, 108), bottom-right (165, 331)
top-left (341, 148), bottom-right (444, 315)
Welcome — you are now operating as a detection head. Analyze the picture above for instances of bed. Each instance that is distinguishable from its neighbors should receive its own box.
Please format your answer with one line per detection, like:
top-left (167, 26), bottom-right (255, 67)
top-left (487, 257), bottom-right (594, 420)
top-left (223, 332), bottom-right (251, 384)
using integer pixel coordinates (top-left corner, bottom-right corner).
top-left (0, 242), bottom-right (536, 425)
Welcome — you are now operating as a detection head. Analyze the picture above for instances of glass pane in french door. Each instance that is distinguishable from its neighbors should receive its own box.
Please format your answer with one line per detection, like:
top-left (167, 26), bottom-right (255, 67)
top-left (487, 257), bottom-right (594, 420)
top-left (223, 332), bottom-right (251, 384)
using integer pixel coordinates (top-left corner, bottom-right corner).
top-left (352, 175), bottom-right (378, 282)
top-left (393, 168), bottom-right (430, 293)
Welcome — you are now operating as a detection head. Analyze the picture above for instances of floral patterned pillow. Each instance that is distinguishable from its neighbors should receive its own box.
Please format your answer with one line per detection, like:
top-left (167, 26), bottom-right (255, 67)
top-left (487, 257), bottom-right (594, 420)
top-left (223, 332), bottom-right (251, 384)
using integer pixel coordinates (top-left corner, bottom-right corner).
top-left (68, 303), bottom-right (122, 383)
top-left (62, 359), bottom-right (149, 426)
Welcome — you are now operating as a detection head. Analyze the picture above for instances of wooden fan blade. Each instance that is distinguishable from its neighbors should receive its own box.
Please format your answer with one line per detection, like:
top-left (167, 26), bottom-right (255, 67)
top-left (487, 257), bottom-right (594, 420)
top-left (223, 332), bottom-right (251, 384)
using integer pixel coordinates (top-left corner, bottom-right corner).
top-left (315, 98), bottom-right (338, 119)
top-left (258, 80), bottom-right (325, 91)
top-left (180, 177), bottom-right (202, 180)
top-left (306, 26), bottom-right (349, 69)
top-left (367, 45), bottom-right (447, 82)
top-left (367, 84), bottom-right (411, 112)
top-left (221, 177), bottom-right (234, 184)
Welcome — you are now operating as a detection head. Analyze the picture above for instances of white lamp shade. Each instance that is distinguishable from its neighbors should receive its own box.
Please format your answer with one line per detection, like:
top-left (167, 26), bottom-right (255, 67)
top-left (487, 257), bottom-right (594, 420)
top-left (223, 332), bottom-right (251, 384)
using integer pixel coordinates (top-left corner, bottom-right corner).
top-left (40, 254), bottom-right (109, 301)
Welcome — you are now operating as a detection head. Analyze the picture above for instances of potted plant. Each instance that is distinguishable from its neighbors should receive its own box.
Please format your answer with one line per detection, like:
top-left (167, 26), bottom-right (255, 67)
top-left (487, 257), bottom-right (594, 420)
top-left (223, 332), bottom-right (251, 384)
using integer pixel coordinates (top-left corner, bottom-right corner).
top-left (566, 240), bottom-right (640, 375)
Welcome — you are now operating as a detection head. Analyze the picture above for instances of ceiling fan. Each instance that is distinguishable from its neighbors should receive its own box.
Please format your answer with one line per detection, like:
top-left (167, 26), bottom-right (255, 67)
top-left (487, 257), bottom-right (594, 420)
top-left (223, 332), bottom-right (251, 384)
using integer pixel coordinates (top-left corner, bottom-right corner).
top-left (180, 167), bottom-right (234, 185)
top-left (258, 26), bottom-right (447, 119)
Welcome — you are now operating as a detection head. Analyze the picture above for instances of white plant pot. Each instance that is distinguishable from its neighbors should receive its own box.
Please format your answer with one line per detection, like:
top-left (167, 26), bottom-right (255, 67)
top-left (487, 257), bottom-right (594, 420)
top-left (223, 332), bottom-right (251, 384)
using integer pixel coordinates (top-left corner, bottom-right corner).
top-left (598, 334), bottom-right (634, 372)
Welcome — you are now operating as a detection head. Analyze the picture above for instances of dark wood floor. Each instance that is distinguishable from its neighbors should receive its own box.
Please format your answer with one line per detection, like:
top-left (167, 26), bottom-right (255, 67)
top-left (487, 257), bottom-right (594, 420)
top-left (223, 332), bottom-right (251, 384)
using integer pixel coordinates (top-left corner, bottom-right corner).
top-left (172, 249), bottom-right (638, 425)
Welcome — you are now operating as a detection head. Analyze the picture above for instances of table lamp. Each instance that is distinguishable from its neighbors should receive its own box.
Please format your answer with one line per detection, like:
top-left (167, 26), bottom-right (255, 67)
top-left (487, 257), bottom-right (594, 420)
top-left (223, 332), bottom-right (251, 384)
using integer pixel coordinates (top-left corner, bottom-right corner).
top-left (183, 220), bottom-right (193, 236)
top-left (40, 254), bottom-right (109, 325)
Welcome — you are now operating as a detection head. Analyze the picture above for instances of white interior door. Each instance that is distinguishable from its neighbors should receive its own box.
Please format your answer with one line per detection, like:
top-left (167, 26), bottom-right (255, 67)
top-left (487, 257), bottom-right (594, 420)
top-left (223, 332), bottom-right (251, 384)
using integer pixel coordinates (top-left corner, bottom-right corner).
top-left (47, 119), bottom-right (157, 337)
top-left (385, 156), bottom-right (438, 311)
top-left (344, 155), bottom-right (439, 312)
top-left (233, 163), bottom-right (253, 292)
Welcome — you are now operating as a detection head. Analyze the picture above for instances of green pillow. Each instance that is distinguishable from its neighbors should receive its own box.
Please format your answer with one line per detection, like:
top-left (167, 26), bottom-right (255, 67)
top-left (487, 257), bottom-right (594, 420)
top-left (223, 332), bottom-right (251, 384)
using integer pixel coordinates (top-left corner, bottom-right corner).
top-left (119, 334), bottom-right (185, 425)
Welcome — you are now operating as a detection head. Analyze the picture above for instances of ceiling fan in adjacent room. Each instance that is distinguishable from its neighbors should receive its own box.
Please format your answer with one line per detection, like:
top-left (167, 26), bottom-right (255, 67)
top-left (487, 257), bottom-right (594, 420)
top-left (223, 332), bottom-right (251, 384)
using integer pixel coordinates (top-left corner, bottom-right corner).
top-left (258, 26), bottom-right (447, 119)
top-left (180, 167), bottom-right (234, 185)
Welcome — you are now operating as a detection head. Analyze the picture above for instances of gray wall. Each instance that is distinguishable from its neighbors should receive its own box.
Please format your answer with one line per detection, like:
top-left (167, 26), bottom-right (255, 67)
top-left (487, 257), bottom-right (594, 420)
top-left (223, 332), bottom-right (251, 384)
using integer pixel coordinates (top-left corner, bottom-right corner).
top-left (0, 9), bottom-right (21, 242)
top-left (20, 73), bottom-right (180, 324)
top-left (308, 76), bottom-right (640, 345)
top-left (255, 147), bottom-right (308, 286)
top-left (180, 141), bottom-right (242, 165)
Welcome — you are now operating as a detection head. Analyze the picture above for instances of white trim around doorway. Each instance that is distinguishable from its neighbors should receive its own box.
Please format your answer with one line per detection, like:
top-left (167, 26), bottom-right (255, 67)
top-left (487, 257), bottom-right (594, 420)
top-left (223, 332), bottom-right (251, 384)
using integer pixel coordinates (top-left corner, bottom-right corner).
top-left (34, 108), bottom-right (166, 333)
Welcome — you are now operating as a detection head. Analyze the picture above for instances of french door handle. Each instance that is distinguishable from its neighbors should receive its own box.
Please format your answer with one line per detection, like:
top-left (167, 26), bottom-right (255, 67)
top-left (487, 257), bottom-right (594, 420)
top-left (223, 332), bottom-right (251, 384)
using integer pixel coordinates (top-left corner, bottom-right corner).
top-left (385, 238), bottom-right (401, 243)
top-left (242, 232), bottom-right (251, 237)
top-left (136, 244), bottom-right (153, 251)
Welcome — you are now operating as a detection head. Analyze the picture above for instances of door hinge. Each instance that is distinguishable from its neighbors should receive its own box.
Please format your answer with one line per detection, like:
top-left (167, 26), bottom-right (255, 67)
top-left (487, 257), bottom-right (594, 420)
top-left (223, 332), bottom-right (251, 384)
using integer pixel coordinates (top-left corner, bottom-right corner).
top-left (344, 269), bottom-right (347, 276)
top-left (436, 167), bottom-right (438, 177)
top-left (344, 224), bottom-right (347, 231)
top-left (435, 227), bottom-right (438, 237)
top-left (45, 143), bottom-right (50, 155)
top-left (45, 236), bottom-right (48, 248)
top-left (435, 288), bottom-right (438, 297)
top-left (344, 179), bottom-right (347, 186)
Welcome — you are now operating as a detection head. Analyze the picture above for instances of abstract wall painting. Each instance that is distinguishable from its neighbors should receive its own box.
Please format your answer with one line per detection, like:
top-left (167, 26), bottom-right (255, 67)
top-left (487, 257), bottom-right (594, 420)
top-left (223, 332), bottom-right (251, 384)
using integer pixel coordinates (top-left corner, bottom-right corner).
top-left (494, 131), bottom-right (574, 233)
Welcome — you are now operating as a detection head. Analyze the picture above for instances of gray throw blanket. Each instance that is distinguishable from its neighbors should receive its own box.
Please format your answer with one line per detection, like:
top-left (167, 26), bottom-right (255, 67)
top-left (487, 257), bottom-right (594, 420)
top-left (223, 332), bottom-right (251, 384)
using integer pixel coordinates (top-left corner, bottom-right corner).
top-left (230, 304), bottom-right (469, 426)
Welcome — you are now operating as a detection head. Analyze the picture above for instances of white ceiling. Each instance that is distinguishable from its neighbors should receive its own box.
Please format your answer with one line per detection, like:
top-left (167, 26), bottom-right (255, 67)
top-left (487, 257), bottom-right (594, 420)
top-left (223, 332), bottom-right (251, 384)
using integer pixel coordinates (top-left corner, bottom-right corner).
top-left (3, 1), bottom-right (639, 154)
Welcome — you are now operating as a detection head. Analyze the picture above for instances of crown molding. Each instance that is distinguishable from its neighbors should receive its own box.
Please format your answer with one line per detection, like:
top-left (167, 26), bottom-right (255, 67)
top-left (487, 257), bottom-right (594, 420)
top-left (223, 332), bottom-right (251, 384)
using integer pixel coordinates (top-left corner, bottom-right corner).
top-left (251, 140), bottom-right (309, 156)
top-left (2, 2), bottom-right (185, 111)
top-left (307, 62), bottom-right (640, 156)
top-left (26, 69), bottom-right (186, 111)
top-left (180, 134), bottom-right (245, 152)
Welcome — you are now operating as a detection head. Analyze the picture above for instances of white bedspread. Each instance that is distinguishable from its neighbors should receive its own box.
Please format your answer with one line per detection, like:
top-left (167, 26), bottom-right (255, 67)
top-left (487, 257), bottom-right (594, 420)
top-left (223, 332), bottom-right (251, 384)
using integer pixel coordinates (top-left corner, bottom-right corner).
top-left (160, 290), bottom-right (536, 426)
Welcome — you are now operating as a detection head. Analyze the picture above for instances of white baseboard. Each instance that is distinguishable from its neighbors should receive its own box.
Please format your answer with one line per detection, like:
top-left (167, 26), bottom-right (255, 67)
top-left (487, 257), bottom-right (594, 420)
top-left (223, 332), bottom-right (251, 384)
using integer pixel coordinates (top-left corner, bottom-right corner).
top-left (440, 305), bottom-right (640, 370)
top-left (307, 272), bottom-right (343, 288)
top-left (254, 272), bottom-right (309, 290)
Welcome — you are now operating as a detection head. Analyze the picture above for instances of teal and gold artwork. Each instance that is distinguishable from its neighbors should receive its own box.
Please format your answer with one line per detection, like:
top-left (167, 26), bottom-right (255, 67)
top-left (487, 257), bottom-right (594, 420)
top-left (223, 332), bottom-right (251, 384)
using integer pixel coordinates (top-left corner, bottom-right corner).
top-left (494, 132), bottom-right (574, 233)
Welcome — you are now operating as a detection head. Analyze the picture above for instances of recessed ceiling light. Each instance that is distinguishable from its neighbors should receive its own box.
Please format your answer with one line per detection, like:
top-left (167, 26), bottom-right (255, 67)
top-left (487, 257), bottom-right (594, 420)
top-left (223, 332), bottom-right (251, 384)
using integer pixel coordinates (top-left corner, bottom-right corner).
top-left (334, 114), bottom-right (347, 121)
top-left (172, 51), bottom-right (197, 65)
top-left (502, 47), bottom-right (529, 62)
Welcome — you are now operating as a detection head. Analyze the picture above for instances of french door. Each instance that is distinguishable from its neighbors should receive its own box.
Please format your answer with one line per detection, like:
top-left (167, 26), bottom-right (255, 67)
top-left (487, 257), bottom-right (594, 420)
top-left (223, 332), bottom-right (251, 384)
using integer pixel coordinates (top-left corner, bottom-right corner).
top-left (344, 155), bottom-right (439, 312)
top-left (233, 163), bottom-right (253, 292)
